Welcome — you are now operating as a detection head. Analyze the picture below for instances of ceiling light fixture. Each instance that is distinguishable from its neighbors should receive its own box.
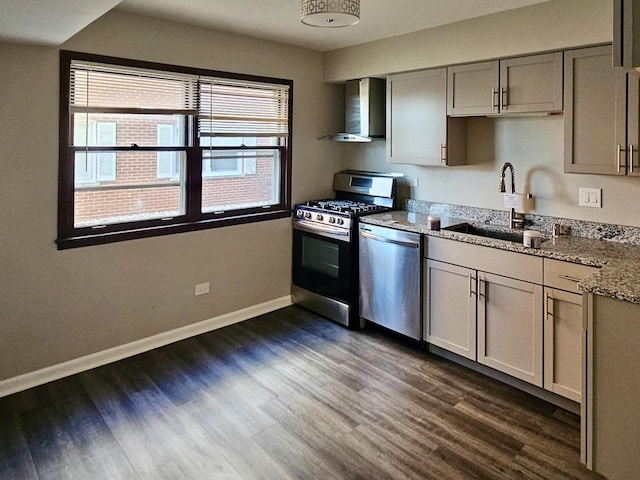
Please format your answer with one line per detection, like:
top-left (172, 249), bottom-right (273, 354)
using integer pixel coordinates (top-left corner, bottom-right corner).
top-left (301, 0), bottom-right (360, 28)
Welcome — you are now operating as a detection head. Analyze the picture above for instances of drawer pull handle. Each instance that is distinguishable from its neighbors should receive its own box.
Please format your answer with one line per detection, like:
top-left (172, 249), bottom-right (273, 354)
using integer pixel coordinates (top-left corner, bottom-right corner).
top-left (469, 273), bottom-right (475, 298)
top-left (558, 274), bottom-right (581, 283)
top-left (617, 144), bottom-right (626, 173)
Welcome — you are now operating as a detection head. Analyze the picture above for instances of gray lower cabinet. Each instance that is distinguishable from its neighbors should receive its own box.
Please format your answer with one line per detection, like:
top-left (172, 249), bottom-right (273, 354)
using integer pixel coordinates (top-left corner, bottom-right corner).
top-left (387, 69), bottom-right (466, 166)
top-left (478, 272), bottom-right (543, 387)
top-left (425, 237), bottom-right (544, 387)
top-left (564, 44), bottom-right (640, 175)
top-left (447, 52), bottom-right (563, 116)
top-left (585, 294), bottom-right (640, 479)
top-left (424, 259), bottom-right (476, 360)
top-left (543, 287), bottom-right (583, 402)
top-left (542, 258), bottom-right (598, 403)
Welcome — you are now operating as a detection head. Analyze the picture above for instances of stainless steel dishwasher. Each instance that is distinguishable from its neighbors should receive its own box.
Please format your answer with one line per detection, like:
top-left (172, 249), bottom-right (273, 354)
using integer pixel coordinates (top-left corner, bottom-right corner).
top-left (358, 223), bottom-right (422, 340)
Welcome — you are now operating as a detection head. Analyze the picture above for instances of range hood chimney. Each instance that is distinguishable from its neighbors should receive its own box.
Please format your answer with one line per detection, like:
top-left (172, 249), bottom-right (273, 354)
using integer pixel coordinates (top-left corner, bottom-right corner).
top-left (322, 78), bottom-right (386, 142)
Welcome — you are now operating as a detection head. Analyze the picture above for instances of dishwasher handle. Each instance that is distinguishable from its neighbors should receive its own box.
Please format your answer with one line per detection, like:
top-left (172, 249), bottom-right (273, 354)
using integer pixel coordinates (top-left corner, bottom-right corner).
top-left (359, 230), bottom-right (420, 248)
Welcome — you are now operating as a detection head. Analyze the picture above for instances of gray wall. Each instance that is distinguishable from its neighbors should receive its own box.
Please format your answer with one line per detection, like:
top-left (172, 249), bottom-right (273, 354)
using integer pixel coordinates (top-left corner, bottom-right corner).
top-left (323, 0), bottom-right (612, 82)
top-left (0, 10), bottom-right (344, 382)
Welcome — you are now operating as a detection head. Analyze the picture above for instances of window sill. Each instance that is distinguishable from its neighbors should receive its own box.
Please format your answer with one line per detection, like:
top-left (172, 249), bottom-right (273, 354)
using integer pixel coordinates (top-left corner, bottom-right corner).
top-left (202, 173), bottom-right (245, 179)
top-left (56, 209), bottom-right (292, 250)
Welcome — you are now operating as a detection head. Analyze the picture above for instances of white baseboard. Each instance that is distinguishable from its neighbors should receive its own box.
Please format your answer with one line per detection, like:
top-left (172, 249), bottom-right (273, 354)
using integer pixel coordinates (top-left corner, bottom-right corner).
top-left (0, 295), bottom-right (293, 399)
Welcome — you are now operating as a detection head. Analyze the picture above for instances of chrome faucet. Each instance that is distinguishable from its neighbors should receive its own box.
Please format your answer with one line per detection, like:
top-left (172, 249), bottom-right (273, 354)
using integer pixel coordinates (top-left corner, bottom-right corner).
top-left (498, 162), bottom-right (525, 229)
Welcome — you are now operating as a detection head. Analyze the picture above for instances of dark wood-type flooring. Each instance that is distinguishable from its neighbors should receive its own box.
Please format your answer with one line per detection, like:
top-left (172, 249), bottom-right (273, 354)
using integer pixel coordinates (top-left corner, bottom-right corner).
top-left (0, 306), bottom-right (604, 479)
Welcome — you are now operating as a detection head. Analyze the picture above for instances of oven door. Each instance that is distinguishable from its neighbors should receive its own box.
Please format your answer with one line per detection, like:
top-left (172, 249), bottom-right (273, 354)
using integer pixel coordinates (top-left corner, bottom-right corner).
top-left (292, 221), bottom-right (354, 303)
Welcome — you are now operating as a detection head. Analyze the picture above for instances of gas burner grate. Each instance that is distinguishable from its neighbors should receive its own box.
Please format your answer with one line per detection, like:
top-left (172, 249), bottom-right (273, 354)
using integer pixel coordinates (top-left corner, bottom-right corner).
top-left (303, 199), bottom-right (388, 215)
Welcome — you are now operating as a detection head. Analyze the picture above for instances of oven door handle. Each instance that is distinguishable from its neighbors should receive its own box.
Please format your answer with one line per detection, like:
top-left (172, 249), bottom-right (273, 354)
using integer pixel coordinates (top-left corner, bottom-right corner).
top-left (294, 219), bottom-right (350, 237)
top-left (359, 230), bottom-right (420, 248)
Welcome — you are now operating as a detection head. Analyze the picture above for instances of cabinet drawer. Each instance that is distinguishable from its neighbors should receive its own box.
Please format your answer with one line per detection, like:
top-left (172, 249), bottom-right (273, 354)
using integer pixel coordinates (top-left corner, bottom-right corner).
top-left (543, 258), bottom-right (599, 292)
top-left (427, 236), bottom-right (542, 284)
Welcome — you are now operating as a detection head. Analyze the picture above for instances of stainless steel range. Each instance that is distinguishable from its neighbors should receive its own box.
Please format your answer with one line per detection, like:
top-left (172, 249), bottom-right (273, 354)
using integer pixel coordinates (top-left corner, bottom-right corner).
top-left (292, 171), bottom-right (397, 328)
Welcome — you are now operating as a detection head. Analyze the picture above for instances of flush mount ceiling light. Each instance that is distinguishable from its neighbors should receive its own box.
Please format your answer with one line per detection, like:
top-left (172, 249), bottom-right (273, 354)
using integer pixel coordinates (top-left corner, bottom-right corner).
top-left (301, 0), bottom-right (360, 28)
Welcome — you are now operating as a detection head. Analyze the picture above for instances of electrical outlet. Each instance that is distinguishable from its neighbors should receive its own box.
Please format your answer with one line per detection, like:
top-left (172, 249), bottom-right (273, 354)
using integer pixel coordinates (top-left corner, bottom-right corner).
top-left (579, 187), bottom-right (602, 208)
top-left (195, 282), bottom-right (210, 296)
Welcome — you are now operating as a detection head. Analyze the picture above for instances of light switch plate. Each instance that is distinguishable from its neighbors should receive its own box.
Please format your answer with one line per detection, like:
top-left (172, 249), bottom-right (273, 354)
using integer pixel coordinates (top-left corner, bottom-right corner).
top-left (579, 187), bottom-right (602, 208)
top-left (404, 177), bottom-right (418, 187)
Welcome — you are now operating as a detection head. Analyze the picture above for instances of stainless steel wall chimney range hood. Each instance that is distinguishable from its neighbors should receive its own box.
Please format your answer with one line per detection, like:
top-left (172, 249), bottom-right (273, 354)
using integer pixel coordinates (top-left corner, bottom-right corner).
top-left (321, 78), bottom-right (386, 142)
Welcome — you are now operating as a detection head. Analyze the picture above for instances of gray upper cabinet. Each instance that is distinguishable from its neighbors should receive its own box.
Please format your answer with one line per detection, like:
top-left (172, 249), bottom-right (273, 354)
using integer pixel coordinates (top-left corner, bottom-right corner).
top-left (613, 0), bottom-right (640, 69)
top-left (447, 61), bottom-right (499, 116)
top-left (447, 53), bottom-right (563, 116)
top-left (500, 53), bottom-right (563, 113)
top-left (387, 69), bottom-right (466, 166)
top-left (628, 72), bottom-right (640, 175)
top-left (564, 45), bottom-right (631, 175)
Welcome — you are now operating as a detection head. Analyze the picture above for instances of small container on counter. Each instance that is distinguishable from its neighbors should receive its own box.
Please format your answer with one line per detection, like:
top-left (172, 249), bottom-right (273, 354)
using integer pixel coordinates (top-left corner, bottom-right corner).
top-left (427, 215), bottom-right (441, 231)
top-left (523, 230), bottom-right (542, 249)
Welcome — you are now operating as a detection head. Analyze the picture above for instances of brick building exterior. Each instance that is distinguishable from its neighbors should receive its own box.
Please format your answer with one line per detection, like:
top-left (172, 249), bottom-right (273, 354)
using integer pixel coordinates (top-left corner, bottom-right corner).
top-left (72, 70), bottom-right (279, 227)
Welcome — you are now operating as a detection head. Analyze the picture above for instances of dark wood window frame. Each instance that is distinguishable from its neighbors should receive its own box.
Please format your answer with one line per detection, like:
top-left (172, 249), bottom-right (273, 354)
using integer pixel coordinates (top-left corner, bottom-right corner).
top-left (57, 51), bottom-right (293, 250)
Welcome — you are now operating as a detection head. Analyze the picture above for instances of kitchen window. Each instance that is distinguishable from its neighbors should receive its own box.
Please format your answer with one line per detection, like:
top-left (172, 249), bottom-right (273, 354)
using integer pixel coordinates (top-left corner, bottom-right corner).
top-left (57, 51), bottom-right (292, 249)
top-left (156, 124), bottom-right (181, 180)
top-left (74, 120), bottom-right (117, 184)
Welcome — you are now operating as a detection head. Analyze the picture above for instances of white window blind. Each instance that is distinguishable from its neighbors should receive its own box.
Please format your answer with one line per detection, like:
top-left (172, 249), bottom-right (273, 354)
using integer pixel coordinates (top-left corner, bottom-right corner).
top-left (198, 78), bottom-right (290, 139)
top-left (69, 61), bottom-right (198, 115)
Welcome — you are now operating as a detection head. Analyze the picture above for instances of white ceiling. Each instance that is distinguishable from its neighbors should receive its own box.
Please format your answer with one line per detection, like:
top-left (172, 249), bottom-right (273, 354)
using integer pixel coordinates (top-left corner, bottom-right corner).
top-left (0, 0), bottom-right (552, 51)
top-left (0, 0), bottom-right (121, 45)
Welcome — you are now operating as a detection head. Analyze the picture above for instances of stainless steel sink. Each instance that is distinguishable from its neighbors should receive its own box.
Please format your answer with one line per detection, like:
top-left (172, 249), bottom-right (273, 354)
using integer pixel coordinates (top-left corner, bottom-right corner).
top-left (444, 222), bottom-right (530, 244)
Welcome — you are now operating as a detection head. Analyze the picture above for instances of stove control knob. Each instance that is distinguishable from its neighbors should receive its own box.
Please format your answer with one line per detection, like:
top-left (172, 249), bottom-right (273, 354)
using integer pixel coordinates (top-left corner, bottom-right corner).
top-left (296, 209), bottom-right (304, 218)
top-left (304, 212), bottom-right (312, 219)
top-left (328, 217), bottom-right (336, 224)
top-left (316, 214), bottom-right (323, 221)
top-left (336, 218), bottom-right (344, 225)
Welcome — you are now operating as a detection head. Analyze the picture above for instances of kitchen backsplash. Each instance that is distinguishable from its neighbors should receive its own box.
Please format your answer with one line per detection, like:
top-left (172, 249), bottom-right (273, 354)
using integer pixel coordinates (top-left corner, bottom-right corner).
top-left (405, 199), bottom-right (640, 245)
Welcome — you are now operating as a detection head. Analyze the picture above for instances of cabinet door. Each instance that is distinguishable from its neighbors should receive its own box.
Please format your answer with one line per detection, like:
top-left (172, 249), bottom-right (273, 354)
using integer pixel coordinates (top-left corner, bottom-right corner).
top-left (628, 72), bottom-right (640, 176)
top-left (447, 61), bottom-right (499, 116)
top-left (613, 0), bottom-right (640, 68)
top-left (500, 52), bottom-right (563, 113)
top-left (544, 288), bottom-right (582, 402)
top-left (478, 272), bottom-right (543, 386)
top-left (588, 295), bottom-right (640, 479)
top-left (387, 69), bottom-right (449, 166)
top-left (564, 45), bottom-right (628, 175)
top-left (424, 260), bottom-right (477, 359)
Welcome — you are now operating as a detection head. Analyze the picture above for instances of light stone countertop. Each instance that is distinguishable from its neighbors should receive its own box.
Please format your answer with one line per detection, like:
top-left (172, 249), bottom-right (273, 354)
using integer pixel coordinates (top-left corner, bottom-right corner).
top-left (361, 210), bottom-right (640, 304)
